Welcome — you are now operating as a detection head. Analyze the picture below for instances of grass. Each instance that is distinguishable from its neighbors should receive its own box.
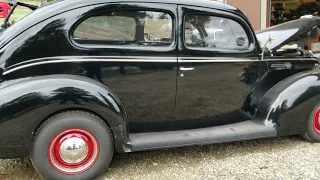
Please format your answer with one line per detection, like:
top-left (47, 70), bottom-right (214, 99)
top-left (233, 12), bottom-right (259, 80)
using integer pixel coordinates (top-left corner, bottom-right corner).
top-left (0, 0), bottom-right (41, 23)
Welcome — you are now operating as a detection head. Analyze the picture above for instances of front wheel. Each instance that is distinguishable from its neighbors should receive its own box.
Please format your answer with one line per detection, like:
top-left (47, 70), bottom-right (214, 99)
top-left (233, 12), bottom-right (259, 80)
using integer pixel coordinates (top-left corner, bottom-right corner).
top-left (302, 105), bottom-right (320, 142)
top-left (31, 111), bottom-right (114, 180)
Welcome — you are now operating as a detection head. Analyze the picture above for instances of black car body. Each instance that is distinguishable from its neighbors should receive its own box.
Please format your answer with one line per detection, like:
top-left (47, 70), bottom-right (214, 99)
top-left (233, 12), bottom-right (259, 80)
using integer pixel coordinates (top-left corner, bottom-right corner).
top-left (0, 0), bottom-right (320, 179)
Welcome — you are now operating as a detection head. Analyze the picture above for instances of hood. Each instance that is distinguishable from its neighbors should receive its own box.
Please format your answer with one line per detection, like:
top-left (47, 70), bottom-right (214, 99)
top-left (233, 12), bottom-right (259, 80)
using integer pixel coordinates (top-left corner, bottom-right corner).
top-left (256, 16), bottom-right (320, 52)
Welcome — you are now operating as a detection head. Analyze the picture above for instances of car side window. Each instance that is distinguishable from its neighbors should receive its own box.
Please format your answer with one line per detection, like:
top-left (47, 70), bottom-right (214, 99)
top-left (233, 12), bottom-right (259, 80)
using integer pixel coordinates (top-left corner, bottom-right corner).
top-left (74, 16), bottom-right (136, 41)
top-left (184, 14), bottom-right (250, 50)
top-left (73, 10), bottom-right (173, 47)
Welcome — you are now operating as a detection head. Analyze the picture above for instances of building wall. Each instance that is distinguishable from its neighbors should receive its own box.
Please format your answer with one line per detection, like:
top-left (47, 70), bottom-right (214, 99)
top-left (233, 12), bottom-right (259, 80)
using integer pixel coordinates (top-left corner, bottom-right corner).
top-left (226, 0), bottom-right (269, 31)
top-left (227, 0), bottom-right (262, 31)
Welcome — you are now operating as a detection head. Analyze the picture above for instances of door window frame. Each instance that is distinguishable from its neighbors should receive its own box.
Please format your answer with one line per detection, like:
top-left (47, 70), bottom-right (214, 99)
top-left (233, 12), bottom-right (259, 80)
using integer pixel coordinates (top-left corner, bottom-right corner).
top-left (69, 3), bottom-right (178, 52)
top-left (183, 13), bottom-right (251, 51)
top-left (178, 5), bottom-right (259, 57)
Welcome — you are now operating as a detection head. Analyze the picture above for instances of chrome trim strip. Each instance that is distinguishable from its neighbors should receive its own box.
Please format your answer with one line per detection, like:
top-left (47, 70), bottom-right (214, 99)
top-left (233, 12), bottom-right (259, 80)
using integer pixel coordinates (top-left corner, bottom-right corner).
top-left (178, 59), bottom-right (259, 62)
top-left (6, 56), bottom-right (177, 68)
top-left (3, 59), bottom-right (177, 75)
top-left (178, 57), bottom-right (317, 62)
top-left (4, 57), bottom-right (259, 75)
top-left (178, 57), bottom-right (259, 60)
top-left (4, 56), bottom-right (317, 75)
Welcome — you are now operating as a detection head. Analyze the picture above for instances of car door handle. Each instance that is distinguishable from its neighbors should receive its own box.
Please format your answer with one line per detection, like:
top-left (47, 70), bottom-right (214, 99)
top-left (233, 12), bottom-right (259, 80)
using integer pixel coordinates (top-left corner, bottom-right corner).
top-left (180, 67), bottom-right (195, 71)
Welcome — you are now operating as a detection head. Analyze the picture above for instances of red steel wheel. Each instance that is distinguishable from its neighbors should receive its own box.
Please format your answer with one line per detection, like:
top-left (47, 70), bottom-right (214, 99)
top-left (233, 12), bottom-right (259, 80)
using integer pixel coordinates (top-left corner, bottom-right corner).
top-left (313, 107), bottom-right (320, 135)
top-left (302, 105), bottom-right (320, 142)
top-left (31, 111), bottom-right (114, 180)
top-left (48, 129), bottom-right (100, 174)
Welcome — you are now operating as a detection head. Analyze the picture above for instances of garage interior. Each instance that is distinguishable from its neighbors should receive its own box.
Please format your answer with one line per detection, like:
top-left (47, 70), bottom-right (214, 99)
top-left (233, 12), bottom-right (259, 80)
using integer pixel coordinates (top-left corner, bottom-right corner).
top-left (269, 0), bottom-right (320, 53)
top-left (270, 0), bottom-right (320, 26)
top-left (226, 0), bottom-right (320, 54)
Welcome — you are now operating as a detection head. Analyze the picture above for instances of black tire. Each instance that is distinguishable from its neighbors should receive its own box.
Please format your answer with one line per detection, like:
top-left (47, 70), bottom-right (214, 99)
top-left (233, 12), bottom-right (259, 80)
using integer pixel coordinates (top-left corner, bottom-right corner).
top-left (31, 111), bottom-right (114, 180)
top-left (302, 105), bottom-right (320, 142)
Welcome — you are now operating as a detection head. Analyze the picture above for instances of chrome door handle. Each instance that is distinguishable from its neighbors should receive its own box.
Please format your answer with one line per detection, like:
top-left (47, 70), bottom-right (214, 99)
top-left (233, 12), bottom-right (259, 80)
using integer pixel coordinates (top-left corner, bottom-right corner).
top-left (180, 67), bottom-right (195, 71)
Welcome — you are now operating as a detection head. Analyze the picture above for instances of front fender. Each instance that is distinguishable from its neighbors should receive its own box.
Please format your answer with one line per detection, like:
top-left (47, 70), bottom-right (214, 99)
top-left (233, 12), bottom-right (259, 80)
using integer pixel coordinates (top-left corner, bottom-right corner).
top-left (254, 69), bottom-right (320, 136)
top-left (0, 74), bottom-right (128, 155)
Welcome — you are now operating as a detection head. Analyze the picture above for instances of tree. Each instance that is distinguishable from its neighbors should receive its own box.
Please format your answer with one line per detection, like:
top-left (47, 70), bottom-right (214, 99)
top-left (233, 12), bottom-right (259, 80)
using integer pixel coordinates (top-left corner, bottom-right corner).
top-left (284, 2), bottom-right (320, 21)
top-left (41, 0), bottom-right (54, 6)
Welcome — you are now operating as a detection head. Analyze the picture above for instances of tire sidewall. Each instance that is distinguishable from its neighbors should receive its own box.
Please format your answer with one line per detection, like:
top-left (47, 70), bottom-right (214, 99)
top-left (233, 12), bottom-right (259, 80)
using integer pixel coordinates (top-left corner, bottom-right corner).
top-left (31, 112), bottom-right (114, 180)
top-left (305, 104), bottom-right (320, 142)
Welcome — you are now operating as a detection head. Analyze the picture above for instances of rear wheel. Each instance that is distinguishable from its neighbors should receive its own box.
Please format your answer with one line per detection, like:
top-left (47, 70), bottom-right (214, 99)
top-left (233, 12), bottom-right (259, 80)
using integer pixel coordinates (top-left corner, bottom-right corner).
top-left (31, 111), bottom-right (114, 180)
top-left (303, 106), bottom-right (320, 142)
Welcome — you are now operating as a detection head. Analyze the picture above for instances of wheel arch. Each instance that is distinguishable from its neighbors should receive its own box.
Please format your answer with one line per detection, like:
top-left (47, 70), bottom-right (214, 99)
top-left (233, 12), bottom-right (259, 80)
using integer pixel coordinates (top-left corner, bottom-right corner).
top-left (253, 69), bottom-right (320, 136)
top-left (31, 107), bottom-right (126, 153)
top-left (0, 74), bottom-right (130, 155)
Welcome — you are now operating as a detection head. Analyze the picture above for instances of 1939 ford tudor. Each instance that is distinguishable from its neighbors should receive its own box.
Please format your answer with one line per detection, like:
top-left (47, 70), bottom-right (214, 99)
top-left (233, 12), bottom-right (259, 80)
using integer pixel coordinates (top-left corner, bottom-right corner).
top-left (0, 0), bottom-right (320, 179)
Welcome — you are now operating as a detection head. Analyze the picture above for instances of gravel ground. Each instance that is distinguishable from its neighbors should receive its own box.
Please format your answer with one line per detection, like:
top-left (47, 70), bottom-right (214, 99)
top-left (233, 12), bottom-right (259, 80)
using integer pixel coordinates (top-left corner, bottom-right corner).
top-left (1, 136), bottom-right (320, 180)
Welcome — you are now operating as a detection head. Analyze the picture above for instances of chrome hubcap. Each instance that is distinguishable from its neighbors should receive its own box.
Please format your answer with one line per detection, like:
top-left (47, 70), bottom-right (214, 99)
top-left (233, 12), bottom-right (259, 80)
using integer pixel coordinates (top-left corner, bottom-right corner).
top-left (48, 129), bottom-right (100, 174)
top-left (59, 137), bottom-right (88, 164)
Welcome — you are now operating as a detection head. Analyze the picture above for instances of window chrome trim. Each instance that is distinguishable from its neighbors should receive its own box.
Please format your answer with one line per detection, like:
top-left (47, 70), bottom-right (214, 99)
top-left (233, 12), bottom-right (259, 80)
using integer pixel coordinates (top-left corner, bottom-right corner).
top-left (69, 5), bottom-right (177, 51)
top-left (182, 9), bottom-right (255, 53)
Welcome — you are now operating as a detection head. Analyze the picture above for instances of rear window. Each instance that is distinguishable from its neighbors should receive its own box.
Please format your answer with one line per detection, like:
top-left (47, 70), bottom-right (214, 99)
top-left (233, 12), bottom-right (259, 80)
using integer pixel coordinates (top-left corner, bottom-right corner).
top-left (73, 10), bottom-right (173, 47)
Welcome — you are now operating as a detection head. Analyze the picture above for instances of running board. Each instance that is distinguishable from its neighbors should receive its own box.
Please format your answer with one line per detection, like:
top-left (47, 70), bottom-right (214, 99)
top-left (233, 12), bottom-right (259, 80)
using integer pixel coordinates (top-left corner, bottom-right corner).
top-left (129, 120), bottom-right (276, 151)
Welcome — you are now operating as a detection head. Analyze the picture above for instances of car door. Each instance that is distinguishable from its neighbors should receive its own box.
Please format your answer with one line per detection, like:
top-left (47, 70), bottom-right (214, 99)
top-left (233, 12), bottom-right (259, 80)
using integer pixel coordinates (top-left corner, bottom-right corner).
top-left (175, 5), bottom-right (261, 124)
top-left (71, 3), bottom-right (178, 129)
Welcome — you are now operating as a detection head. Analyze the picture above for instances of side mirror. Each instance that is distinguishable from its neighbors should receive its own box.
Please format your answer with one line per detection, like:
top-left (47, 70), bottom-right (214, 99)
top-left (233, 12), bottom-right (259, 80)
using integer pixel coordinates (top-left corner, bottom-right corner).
top-left (236, 37), bottom-right (246, 46)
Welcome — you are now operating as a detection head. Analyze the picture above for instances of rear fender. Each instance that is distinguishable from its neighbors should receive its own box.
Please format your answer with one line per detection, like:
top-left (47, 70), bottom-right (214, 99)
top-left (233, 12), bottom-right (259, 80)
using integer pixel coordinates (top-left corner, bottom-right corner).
top-left (0, 75), bottom-right (129, 153)
top-left (253, 70), bottom-right (320, 136)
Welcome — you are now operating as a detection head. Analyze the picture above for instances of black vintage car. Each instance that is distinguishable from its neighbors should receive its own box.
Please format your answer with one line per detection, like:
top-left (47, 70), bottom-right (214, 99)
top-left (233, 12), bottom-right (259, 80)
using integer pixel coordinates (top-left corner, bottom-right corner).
top-left (0, 0), bottom-right (320, 179)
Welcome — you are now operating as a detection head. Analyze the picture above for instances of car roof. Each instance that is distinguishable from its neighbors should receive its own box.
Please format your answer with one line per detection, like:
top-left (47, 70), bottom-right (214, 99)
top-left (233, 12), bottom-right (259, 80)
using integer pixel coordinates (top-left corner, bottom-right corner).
top-left (0, 0), bottom-right (241, 50)
top-left (47, 0), bottom-right (237, 11)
